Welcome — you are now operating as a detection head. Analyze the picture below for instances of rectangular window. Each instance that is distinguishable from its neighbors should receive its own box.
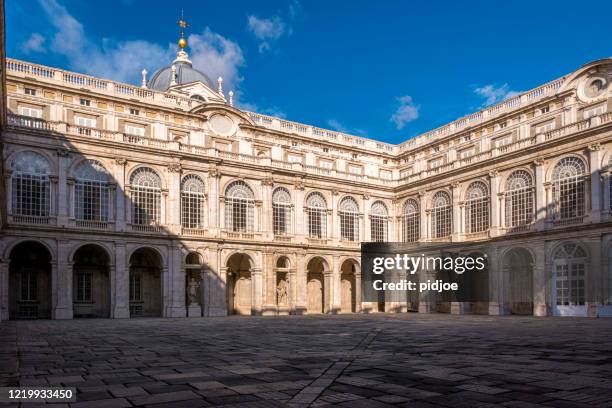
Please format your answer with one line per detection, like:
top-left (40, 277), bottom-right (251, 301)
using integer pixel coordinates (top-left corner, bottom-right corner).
top-left (75, 181), bottom-right (110, 221)
top-left (340, 211), bottom-right (359, 241)
top-left (319, 160), bottom-right (333, 169)
top-left (129, 108), bottom-right (140, 116)
top-left (348, 165), bottom-right (362, 175)
top-left (535, 121), bottom-right (554, 134)
top-left (428, 158), bottom-right (443, 169)
top-left (400, 168), bottom-right (413, 178)
top-left (288, 154), bottom-right (302, 163)
top-left (459, 148), bottom-right (475, 159)
top-left (273, 203), bottom-right (291, 235)
top-left (541, 106), bottom-right (550, 114)
top-left (583, 105), bottom-right (605, 119)
top-left (80, 98), bottom-right (91, 106)
top-left (18, 106), bottom-right (42, 118)
top-left (20, 271), bottom-right (37, 301)
top-left (379, 170), bottom-right (392, 180)
top-left (125, 124), bottom-right (145, 136)
top-left (371, 216), bottom-right (387, 242)
top-left (76, 272), bottom-right (92, 302)
top-left (75, 116), bottom-right (96, 128)
top-left (24, 88), bottom-right (36, 96)
top-left (129, 273), bottom-right (142, 302)
top-left (493, 135), bottom-right (512, 148)
top-left (307, 208), bottom-right (326, 238)
top-left (499, 122), bottom-right (507, 129)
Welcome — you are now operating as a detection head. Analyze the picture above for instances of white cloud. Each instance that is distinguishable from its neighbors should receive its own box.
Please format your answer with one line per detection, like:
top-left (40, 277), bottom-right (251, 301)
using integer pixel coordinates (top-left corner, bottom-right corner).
top-left (391, 96), bottom-right (419, 130)
top-left (37, 0), bottom-right (244, 89)
top-left (474, 83), bottom-right (519, 106)
top-left (327, 119), bottom-right (366, 136)
top-left (246, 2), bottom-right (300, 53)
top-left (188, 28), bottom-right (245, 92)
top-left (22, 33), bottom-right (46, 53)
top-left (247, 15), bottom-right (285, 53)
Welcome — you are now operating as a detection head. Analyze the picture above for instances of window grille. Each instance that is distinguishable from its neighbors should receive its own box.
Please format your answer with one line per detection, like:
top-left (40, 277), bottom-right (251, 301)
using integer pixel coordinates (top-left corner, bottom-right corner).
top-left (10, 151), bottom-right (50, 217)
top-left (130, 167), bottom-right (161, 225)
top-left (370, 201), bottom-right (388, 242)
top-left (181, 174), bottom-right (205, 229)
top-left (339, 196), bottom-right (360, 241)
top-left (465, 181), bottom-right (489, 233)
top-left (74, 160), bottom-right (111, 221)
top-left (224, 180), bottom-right (254, 232)
top-left (76, 272), bottom-right (92, 302)
top-left (552, 157), bottom-right (586, 220)
top-left (553, 243), bottom-right (586, 306)
top-left (272, 187), bottom-right (291, 235)
top-left (402, 199), bottom-right (420, 242)
top-left (306, 192), bottom-right (327, 238)
top-left (20, 270), bottom-right (37, 301)
top-left (505, 170), bottom-right (534, 227)
top-left (431, 191), bottom-right (451, 238)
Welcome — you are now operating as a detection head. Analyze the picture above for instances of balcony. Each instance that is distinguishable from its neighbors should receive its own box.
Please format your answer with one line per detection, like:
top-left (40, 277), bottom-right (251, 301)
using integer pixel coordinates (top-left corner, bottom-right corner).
top-left (130, 224), bottom-right (164, 233)
top-left (553, 216), bottom-right (586, 227)
top-left (74, 219), bottom-right (112, 230)
top-left (9, 214), bottom-right (53, 225)
top-left (222, 230), bottom-right (258, 240)
top-left (182, 228), bottom-right (207, 237)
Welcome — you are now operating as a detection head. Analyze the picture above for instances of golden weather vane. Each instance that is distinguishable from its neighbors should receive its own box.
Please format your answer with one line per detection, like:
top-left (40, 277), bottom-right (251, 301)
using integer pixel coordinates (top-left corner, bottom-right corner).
top-left (177, 10), bottom-right (189, 49)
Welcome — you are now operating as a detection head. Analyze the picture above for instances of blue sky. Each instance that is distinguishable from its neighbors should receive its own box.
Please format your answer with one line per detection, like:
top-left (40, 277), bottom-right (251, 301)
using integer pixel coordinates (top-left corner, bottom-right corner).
top-left (6, 0), bottom-right (611, 144)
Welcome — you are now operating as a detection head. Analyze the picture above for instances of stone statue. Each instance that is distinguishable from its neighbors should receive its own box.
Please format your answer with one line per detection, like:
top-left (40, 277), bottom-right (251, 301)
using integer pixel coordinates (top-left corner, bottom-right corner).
top-left (188, 276), bottom-right (200, 306)
top-left (277, 279), bottom-right (288, 306)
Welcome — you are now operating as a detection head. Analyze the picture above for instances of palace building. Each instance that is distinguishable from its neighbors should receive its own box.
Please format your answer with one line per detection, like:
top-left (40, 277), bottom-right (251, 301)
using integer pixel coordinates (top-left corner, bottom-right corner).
top-left (0, 24), bottom-right (611, 320)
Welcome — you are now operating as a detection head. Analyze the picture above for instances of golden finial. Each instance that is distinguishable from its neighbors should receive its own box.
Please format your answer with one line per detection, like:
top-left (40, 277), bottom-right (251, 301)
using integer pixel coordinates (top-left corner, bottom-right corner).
top-left (177, 10), bottom-right (189, 49)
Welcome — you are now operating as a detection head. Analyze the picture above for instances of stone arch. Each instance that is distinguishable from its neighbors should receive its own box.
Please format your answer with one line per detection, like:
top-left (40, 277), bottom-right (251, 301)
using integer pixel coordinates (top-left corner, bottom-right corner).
top-left (128, 247), bottom-right (163, 317)
top-left (8, 240), bottom-right (53, 319)
top-left (185, 251), bottom-right (204, 317)
top-left (226, 252), bottom-right (255, 315)
top-left (306, 256), bottom-right (329, 314)
top-left (221, 178), bottom-right (257, 199)
top-left (69, 156), bottom-right (114, 178)
top-left (126, 165), bottom-right (165, 189)
top-left (6, 149), bottom-right (56, 175)
top-left (72, 244), bottom-right (111, 318)
top-left (4, 238), bottom-right (56, 262)
top-left (274, 255), bottom-right (292, 310)
top-left (501, 247), bottom-right (535, 315)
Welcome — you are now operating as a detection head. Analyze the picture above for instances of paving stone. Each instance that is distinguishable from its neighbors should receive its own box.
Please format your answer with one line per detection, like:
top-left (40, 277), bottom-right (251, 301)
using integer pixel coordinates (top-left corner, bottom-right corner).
top-left (1, 315), bottom-right (611, 407)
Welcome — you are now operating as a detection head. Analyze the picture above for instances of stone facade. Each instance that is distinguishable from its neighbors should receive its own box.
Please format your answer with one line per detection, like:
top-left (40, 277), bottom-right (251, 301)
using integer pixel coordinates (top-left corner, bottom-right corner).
top-left (0, 55), bottom-right (611, 321)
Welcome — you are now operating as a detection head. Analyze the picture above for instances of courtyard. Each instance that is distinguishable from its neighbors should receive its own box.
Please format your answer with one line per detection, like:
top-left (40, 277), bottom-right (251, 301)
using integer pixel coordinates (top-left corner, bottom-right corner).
top-left (1, 314), bottom-right (612, 407)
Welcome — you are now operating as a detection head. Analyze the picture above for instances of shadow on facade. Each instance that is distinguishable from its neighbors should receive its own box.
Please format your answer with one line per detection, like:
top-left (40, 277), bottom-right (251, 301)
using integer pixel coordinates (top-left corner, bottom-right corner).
top-left (2, 120), bottom-right (232, 321)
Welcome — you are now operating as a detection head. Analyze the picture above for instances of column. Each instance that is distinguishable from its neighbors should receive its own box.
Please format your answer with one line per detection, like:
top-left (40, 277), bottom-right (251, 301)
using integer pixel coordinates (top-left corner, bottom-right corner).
top-left (0, 260), bottom-right (8, 321)
top-left (53, 240), bottom-right (73, 319)
top-left (588, 143), bottom-right (602, 223)
top-left (167, 164), bottom-right (181, 233)
top-left (487, 246), bottom-right (505, 315)
top-left (586, 239), bottom-right (602, 317)
top-left (489, 171), bottom-right (500, 235)
top-left (363, 195), bottom-right (370, 242)
top-left (112, 243), bottom-right (129, 318)
top-left (355, 272), bottom-right (362, 313)
top-left (498, 193), bottom-right (506, 229)
top-left (532, 242), bottom-right (548, 316)
top-left (165, 244), bottom-right (186, 317)
top-left (263, 252), bottom-right (276, 315)
top-left (261, 179), bottom-right (273, 238)
top-left (544, 182), bottom-right (553, 226)
top-left (208, 169), bottom-right (220, 231)
top-left (56, 150), bottom-right (70, 227)
top-left (295, 251), bottom-right (307, 314)
top-left (115, 158), bottom-right (127, 231)
top-left (603, 171), bottom-right (611, 219)
top-left (534, 159), bottom-right (546, 230)
top-left (419, 192), bottom-right (428, 241)
top-left (451, 183), bottom-right (461, 241)
top-left (204, 246), bottom-right (226, 316)
top-left (294, 185), bottom-right (305, 240)
top-left (323, 269), bottom-right (333, 314)
top-left (418, 269), bottom-right (436, 313)
top-left (251, 267), bottom-right (263, 315)
top-left (331, 191), bottom-right (339, 241)
top-left (331, 256), bottom-right (341, 313)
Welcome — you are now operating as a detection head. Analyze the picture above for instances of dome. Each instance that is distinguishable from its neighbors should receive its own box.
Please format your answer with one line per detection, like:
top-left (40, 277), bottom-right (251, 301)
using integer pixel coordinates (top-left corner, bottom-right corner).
top-left (147, 60), bottom-right (214, 91)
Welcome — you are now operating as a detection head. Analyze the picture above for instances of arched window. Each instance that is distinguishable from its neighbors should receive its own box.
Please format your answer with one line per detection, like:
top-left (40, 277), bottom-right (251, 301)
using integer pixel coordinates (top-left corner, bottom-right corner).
top-left (402, 199), bottom-right (420, 242)
top-left (552, 157), bottom-right (586, 220)
top-left (74, 160), bottom-right (111, 221)
top-left (553, 243), bottom-right (586, 306)
top-left (431, 191), bottom-right (451, 238)
top-left (225, 180), bottom-right (254, 232)
top-left (465, 181), bottom-right (489, 233)
top-left (181, 174), bottom-right (205, 229)
top-left (272, 187), bottom-right (291, 236)
top-left (339, 196), bottom-right (360, 241)
top-left (505, 170), bottom-right (534, 228)
top-left (370, 201), bottom-right (388, 242)
top-left (10, 151), bottom-right (50, 217)
top-left (130, 167), bottom-right (161, 225)
top-left (306, 192), bottom-right (327, 238)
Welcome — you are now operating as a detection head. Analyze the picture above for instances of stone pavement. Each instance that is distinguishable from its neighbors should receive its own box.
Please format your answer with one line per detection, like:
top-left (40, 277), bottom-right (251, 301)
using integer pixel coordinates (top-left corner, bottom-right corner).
top-left (1, 314), bottom-right (612, 407)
